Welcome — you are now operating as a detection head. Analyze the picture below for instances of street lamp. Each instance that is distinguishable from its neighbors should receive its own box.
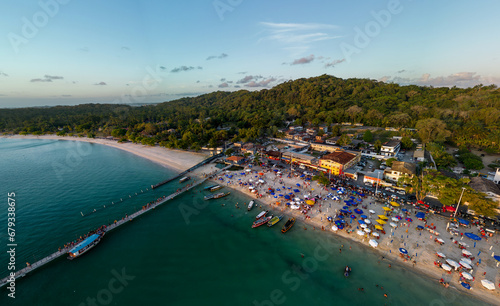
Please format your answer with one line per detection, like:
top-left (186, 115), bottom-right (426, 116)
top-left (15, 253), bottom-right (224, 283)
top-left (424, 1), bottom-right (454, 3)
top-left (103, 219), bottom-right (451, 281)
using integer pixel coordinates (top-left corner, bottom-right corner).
top-left (375, 170), bottom-right (381, 195)
top-left (453, 187), bottom-right (466, 218)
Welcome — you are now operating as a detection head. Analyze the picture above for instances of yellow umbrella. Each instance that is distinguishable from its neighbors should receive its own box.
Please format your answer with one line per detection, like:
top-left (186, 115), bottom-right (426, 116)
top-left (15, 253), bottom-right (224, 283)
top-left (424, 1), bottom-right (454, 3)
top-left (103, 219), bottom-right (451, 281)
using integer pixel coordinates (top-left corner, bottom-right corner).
top-left (375, 225), bottom-right (384, 230)
top-left (382, 207), bottom-right (392, 211)
top-left (378, 215), bottom-right (388, 220)
top-left (390, 201), bottom-right (400, 207)
top-left (306, 200), bottom-right (315, 206)
top-left (376, 219), bottom-right (387, 225)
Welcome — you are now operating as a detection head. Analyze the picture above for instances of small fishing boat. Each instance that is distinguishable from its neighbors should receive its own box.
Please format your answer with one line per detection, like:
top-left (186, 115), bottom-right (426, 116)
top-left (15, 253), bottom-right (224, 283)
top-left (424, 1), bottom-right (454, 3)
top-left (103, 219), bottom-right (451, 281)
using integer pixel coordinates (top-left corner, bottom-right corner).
top-left (210, 185), bottom-right (223, 192)
top-left (204, 194), bottom-right (215, 200)
top-left (267, 215), bottom-right (283, 227)
top-left (252, 215), bottom-right (273, 228)
top-left (179, 176), bottom-right (190, 183)
top-left (256, 210), bottom-right (268, 219)
top-left (203, 184), bottom-right (218, 190)
top-left (213, 192), bottom-right (230, 199)
top-left (281, 217), bottom-right (296, 233)
top-left (247, 200), bottom-right (255, 211)
top-left (344, 266), bottom-right (351, 277)
top-left (68, 232), bottom-right (105, 259)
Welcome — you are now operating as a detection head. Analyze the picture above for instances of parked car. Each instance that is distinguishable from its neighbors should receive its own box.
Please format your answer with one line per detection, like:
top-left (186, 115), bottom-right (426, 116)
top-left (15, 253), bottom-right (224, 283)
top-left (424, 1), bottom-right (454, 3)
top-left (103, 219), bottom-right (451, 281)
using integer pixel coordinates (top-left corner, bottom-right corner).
top-left (396, 190), bottom-right (406, 195)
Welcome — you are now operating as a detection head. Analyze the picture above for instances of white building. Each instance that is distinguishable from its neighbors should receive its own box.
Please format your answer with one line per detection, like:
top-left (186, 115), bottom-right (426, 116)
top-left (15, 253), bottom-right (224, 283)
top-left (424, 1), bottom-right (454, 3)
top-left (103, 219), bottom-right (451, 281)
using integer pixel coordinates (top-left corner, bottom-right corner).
top-left (381, 139), bottom-right (401, 157)
top-left (494, 168), bottom-right (500, 184)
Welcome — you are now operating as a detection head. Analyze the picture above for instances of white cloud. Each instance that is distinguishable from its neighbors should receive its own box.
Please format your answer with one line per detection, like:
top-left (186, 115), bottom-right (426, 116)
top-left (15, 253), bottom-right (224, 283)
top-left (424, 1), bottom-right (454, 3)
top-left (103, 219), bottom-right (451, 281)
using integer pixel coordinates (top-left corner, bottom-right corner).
top-left (380, 72), bottom-right (500, 88)
top-left (259, 22), bottom-right (340, 45)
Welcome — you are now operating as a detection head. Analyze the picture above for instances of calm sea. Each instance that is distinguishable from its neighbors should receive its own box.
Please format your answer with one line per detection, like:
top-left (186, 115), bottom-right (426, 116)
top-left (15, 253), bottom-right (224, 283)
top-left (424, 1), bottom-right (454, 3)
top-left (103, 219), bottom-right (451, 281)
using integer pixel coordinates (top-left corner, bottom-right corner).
top-left (0, 139), bottom-right (489, 305)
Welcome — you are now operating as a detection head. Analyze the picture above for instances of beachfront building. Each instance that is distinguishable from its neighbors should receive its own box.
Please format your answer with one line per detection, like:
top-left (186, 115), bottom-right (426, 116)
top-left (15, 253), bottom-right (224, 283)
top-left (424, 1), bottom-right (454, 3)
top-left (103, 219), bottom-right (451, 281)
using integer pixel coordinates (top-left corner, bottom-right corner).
top-left (263, 150), bottom-right (282, 161)
top-left (310, 143), bottom-right (341, 153)
top-left (344, 168), bottom-right (358, 180)
top-left (326, 136), bottom-right (340, 145)
top-left (381, 139), bottom-right (401, 157)
top-left (469, 177), bottom-right (500, 208)
top-left (226, 156), bottom-right (245, 165)
top-left (493, 168), bottom-right (500, 184)
top-left (282, 152), bottom-right (318, 169)
top-left (384, 161), bottom-right (417, 183)
top-left (319, 151), bottom-right (360, 176)
top-left (364, 169), bottom-right (384, 185)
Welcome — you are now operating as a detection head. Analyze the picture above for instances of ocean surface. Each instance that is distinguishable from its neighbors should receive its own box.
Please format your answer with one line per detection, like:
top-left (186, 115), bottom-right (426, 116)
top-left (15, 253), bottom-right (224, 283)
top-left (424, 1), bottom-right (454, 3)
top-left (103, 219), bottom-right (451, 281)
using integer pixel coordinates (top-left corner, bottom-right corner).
top-left (0, 139), bottom-right (489, 305)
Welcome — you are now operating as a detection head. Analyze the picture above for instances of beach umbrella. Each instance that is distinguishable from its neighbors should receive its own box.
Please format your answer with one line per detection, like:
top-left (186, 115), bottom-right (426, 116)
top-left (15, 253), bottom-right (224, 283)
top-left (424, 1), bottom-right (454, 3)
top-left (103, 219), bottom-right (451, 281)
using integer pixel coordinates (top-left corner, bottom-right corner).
top-left (361, 215), bottom-right (368, 219)
top-left (445, 206), bottom-right (456, 212)
top-left (369, 239), bottom-right (378, 248)
top-left (460, 258), bottom-right (472, 265)
top-left (360, 224), bottom-right (367, 228)
top-left (390, 201), bottom-right (399, 207)
top-left (436, 252), bottom-right (446, 258)
top-left (446, 259), bottom-right (460, 269)
top-left (338, 215), bottom-right (344, 219)
top-left (460, 261), bottom-right (472, 270)
top-left (246, 169), bottom-right (252, 172)
top-left (481, 279), bottom-right (495, 290)
top-left (374, 225), bottom-right (384, 231)
top-left (494, 255), bottom-right (500, 262)
top-left (371, 232), bottom-right (380, 237)
top-left (459, 242), bottom-right (469, 248)
top-left (462, 249), bottom-right (472, 256)
top-left (273, 169), bottom-right (279, 172)
top-left (354, 208), bottom-right (363, 214)
top-left (306, 200), bottom-right (315, 205)
top-left (383, 207), bottom-right (392, 211)
top-left (416, 212), bottom-right (426, 219)
top-left (402, 208), bottom-right (408, 212)
top-left (350, 196), bottom-right (355, 199)
top-left (399, 248), bottom-right (408, 255)
top-left (406, 218), bottom-right (413, 222)
top-left (390, 222), bottom-right (398, 228)
top-left (332, 225), bottom-right (338, 231)
top-left (417, 225), bottom-right (424, 230)
top-left (396, 215), bottom-right (402, 220)
top-left (417, 200), bottom-right (424, 205)
top-left (369, 210), bottom-right (376, 214)
top-left (464, 233), bottom-right (482, 241)
top-left (293, 189), bottom-right (300, 193)
top-left (364, 219), bottom-right (371, 224)
top-left (460, 272), bottom-right (473, 281)
top-left (358, 219), bottom-right (365, 225)
top-left (378, 215), bottom-right (389, 220)
top-left (376, 219), bottom-right (386, 225)
top-left (332, 196), bottom-right (339, 201)
top-left (364, 228), bottom-right (371, 233)
top-left (458, 218), bottom-right (470, 225)
top-left (337, 191), bottom-right (343, 194)
top-left (391, 217), bottom-right (399, 222)
top-left (284, 195), bottom-right (291, 200)
top-left (343, 206), bottom-right (349, 209)
top-left (296, 183), bottom-right (301, 187)
top-left (460, 282), bottom-right (471, 290)
top-left (327, 216), bottom-right (333, 222)
top-left (350, 215), bottom-right (356, 219)
top-left (357, 230), bottom-right (365, 236)
top-left (435, 238), bottom-right (444, 244)
top-left (441, 264), bottom-right (452, 271)
top-left (294, 197), bottom-right (301, 201)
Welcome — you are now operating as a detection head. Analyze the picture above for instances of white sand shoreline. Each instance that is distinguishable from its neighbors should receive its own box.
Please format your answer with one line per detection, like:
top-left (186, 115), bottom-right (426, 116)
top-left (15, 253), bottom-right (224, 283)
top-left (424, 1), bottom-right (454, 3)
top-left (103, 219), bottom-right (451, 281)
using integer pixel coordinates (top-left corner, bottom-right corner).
top-left (2, 134), bottom-right (209, 172)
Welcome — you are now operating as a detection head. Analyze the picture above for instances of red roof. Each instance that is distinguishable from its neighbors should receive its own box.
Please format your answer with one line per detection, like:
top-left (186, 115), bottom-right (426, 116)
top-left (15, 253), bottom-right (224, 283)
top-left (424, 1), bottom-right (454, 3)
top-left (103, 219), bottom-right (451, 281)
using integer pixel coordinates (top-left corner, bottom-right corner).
top-left (320, 151), bottom-right (357, 165)
top-left (226, 156), bottom-right (244, 161)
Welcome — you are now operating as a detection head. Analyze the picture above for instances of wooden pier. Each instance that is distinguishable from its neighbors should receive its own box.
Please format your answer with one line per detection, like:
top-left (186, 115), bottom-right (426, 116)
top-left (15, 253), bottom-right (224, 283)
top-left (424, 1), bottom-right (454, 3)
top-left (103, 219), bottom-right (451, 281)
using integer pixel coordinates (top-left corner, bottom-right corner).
top-left (0, 164), bottom-right (230, 288)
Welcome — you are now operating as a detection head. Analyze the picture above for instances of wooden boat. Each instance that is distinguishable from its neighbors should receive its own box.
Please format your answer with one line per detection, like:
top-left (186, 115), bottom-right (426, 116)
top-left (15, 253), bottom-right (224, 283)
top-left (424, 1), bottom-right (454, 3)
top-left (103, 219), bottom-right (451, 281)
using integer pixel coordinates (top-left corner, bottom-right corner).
top-left (281, 217), bottom-right (295, 233)
top-left (267, 215), bottom-right (283, 227)
top-left (247, 200), bottom-right (255, 211)
top-left (204, 194), bottom-right (215, 200)
top-left (179, 176), bottom-right (190, 183)
top-left (252, 215), bottom-right (273, 228)
top-left (213, 192), bottom-right (230, 199)
top-left (256, 210), bottom-right (268, 219)
top-left (210, 185), bottom-right (223, 192)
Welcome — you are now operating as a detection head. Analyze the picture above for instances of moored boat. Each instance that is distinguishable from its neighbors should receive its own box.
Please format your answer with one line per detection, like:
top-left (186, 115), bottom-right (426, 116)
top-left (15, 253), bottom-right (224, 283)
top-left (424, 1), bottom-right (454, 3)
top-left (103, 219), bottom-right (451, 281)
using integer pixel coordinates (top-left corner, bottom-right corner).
top-left (281, 217), bottom-right (295, 233)
top-left (213, 192), bottom-right (230, 199)
top-left (256, 210), bottom-right (268, 219)
top-left (179, 176), bottom-right (190, 183)
top-left (247, 200), bottom-right (255, 211)
top-left (67, 232), bottom-right (105, 259)
top-left (268, 215), bottom-right (283, 227)
top-left (252, 215), bottom-right (273, 228)
top-left (204, 184), bottom-right (218, 190)
top-left (210, 185), bottom-right (223, 192)
top-left (204, 194), bottom-right (215, 200)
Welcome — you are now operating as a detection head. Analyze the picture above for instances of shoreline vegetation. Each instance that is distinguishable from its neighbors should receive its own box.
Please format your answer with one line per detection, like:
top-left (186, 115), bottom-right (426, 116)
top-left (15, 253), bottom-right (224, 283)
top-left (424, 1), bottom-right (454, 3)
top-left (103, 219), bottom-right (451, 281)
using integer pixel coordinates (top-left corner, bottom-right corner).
top-left (3, 135), bottom-right (499, 305)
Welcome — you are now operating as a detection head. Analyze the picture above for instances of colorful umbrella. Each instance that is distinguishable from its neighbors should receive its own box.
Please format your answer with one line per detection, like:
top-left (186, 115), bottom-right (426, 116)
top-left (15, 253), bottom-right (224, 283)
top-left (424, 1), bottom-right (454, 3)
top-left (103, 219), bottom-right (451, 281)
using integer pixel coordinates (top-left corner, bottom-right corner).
top-left (376, 219), bottom-right (387, 225)
top-left (399, 248), bottom-right (408, 255)
top-left (390, 201), bottom-right (399, 207)
top-left (378, 215), bottom-right (389, 220)
top-left (383, 207), bottom-right (392, 211)
top-left (375, 225), bottom-right (384, 230)
top-left (436, 252), bottom-right (446, 258)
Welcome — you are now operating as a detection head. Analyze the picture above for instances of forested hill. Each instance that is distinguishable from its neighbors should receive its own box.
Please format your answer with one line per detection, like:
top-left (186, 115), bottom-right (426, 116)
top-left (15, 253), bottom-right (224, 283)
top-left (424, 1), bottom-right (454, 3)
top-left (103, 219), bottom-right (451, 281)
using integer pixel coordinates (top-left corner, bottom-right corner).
top-left (2, 75), bottom-right (500, 151)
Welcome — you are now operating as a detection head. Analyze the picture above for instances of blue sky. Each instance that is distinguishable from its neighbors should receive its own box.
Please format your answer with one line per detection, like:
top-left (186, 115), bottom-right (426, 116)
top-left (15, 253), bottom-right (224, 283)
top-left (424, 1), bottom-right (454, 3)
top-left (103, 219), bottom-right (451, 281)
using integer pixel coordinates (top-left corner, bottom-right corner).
top-left (1, 0), bottom-right (499, 108)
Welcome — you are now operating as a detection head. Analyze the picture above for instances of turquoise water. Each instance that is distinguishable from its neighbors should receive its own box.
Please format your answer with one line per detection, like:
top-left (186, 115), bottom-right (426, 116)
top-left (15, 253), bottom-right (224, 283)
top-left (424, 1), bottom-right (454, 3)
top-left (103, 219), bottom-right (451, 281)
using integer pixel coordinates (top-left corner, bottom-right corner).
top-left (0, 139), bottom-right (490, 305)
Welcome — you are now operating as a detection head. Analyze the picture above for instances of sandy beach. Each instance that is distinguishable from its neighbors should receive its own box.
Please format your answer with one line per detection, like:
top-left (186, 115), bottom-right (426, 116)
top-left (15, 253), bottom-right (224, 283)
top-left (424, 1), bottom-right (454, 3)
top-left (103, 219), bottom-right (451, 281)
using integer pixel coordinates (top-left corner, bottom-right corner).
top-left (207, 165), bottom-right (500, 305)
top-left (2, 134), bottom-right (209, 172)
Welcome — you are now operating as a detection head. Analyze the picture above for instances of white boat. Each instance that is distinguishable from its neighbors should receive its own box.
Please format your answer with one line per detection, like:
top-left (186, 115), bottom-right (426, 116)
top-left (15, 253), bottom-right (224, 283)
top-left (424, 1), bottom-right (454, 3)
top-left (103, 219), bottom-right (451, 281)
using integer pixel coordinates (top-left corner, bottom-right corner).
top-left (247, 200), bottom-right (255, 211)
top-left (256, 210), bottom-right (268, 219)
top-left (68, 232), bottom-right (104, 259)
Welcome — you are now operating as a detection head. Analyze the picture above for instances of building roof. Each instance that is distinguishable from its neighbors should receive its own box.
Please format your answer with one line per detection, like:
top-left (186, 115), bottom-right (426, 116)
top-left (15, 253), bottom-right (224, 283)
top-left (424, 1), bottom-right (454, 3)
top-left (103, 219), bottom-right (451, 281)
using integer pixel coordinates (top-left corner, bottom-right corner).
top-left (365, 169), bottom-right (384, 179)
top-left (391, 161), bottom-right (417, 175)
top-left (382, 139), bottom-right (401, 148)
top-left (320, 151), bottom-right (357, 165)
top-left (470, 177), bottom-right (500, 195)
top-left (226, 156), bottom-right (245, 162)
top-left (282, 152), bottom-right (316, 162)
top-left (413, 150), bottom-right (425, 158)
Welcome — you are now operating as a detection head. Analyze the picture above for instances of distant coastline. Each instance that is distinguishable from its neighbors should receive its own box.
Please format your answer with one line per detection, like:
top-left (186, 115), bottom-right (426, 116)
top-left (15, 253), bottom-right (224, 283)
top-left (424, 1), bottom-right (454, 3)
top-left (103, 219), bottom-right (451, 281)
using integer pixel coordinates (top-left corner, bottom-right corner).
top-left (1, 134), bottom-right (209, 173)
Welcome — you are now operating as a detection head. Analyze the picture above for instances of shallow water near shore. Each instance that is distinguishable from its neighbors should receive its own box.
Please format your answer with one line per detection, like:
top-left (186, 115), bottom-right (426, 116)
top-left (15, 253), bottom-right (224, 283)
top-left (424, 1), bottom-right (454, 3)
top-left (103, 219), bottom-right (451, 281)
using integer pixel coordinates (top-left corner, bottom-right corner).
top-left (0, 139), bottom-right (490, 305)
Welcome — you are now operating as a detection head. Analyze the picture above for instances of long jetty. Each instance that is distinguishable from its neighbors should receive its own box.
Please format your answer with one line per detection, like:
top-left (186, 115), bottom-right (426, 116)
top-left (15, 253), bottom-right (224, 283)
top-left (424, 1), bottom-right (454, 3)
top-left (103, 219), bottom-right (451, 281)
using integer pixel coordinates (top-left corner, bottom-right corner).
top-left (151, 153), bottom-right (223, 189)
top-left (0, 162), bottom-right (230, 288)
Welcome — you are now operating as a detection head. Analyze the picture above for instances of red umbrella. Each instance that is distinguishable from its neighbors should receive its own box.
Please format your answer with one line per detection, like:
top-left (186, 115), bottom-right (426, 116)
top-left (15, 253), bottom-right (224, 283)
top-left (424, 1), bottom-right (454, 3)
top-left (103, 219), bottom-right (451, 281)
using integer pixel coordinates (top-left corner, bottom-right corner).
top-left (417, 200), bottom-right (424, 205)
top-left (445, 206), bottom-right (456, 212)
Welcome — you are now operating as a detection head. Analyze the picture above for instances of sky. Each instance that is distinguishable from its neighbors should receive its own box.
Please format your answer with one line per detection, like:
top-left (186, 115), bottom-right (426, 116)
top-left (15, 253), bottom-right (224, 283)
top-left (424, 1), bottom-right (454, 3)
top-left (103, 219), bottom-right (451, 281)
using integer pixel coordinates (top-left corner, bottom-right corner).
top-left (1, 0), bottom-right (499, 108)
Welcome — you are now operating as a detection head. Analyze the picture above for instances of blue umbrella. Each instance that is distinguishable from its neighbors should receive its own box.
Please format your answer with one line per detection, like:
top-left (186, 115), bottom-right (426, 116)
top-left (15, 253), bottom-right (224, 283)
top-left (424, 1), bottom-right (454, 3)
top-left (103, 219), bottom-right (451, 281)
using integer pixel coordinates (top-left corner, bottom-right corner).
top-left (399, 248), bottom-right (408, 255)
top-left (493, 255), bottom-right (500, 262)
top-left (284, 195), bottom-right (290, 200)
top-left (461, 282), bottom-right (471, 290)
top-left (417, 225), bottom-right (424, 230)
top-left (356, 198), bottom-right (362, 202)
top-left (358, 219), bottom-right (365, 225)
top-left (331, 187), bottom-right (337, 190)
top-left (294, 189), bottom-right (300, 193)
top-left (343, 206), bottom-right (348, 209)
top-left (458, 219), bottom-right (469, 225)
top-left (335, 220), bottom-right (342, 225)
top-left (338, 215), bottom-right (344, 219)
top-left (340, 209), bottom-right (349, 214)
top-left (402, 208), bottom-right (408, 212)
top-left (296, 184), bottom-right (301, 187)
top-left (274, 169), bottom-right (279, 172)
top-left (361, 215), bottom-right (367, 219)
top-left (350, 215), bottom-right (356, 219)
top-left (360, 193), bottom-right (365, 197)
top-left (279, 194), bottom-right (284, 197)
top-left (277, 188), bottom-right (281, 191)
top-left (464, 233), bottom-right (482, 241)
top-left (354, 208), bottom-right (363, 214)
top-left (300, 174), bottom-right (305, 178)
top-left (327, 216), bottom-right (333, 222)
top-left (350, 196), bottom-right (355, 199)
